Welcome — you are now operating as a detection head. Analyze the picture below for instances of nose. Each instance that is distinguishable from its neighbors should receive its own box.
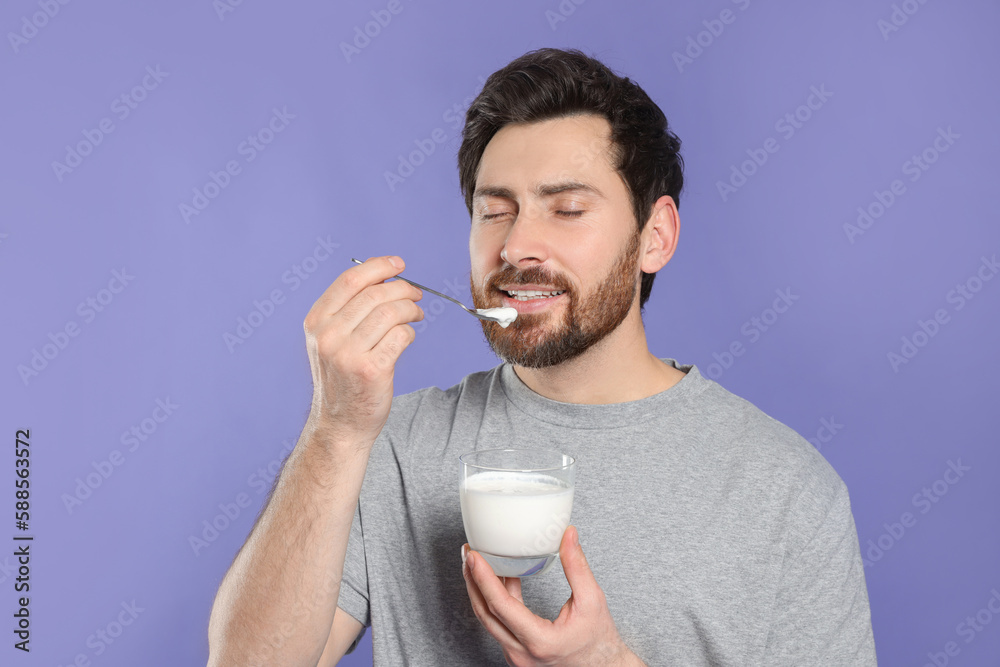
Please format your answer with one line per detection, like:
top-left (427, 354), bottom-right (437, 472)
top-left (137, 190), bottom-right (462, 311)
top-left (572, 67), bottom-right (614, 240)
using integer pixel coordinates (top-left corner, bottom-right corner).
top-left (501, 205), bottom-right (550, 267)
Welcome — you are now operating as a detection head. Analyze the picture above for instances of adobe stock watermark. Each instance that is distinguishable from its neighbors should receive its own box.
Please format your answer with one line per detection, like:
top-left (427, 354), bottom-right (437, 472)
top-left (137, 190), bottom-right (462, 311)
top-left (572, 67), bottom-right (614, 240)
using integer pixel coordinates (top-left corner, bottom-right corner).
top-left (178, 106), bottom-right (295, 224)
top-left (672, 0), bottom-right (752, 73)
top-left (877, 0), bottom-right (932, 41)
top-left (545, 0), bottom-right (588, 31)
top-left (384, 74), bottom-right (487, 192)
top-left (703, 288), bottom-right (800, 380)
top-left (807, 416), bottom-right (844, 452)
top-left (716, 84), bottom-right (832, 202)
top-left (844, 126), bottom-right (959, 244)
top-left (223, 235), bottom-right (339, 352)
top-left (340, 0), bottom-right (403, 64)
top-left (518, 511), bottom-right (571, 557)
top-left (189, 436), bottom-right (296, 556)
top-left (863, 458), bottom-right (970, 568)
top-left (7, 0), bottom-right (73, 55)
top-left (922, 586), bottom-right (1000, 667)
top-left (61, 397), bottom-right (180, 514)
top-left (213, 0), bottom-right (247, 21)
top-left (412, 275), bottom-right (472, 334)
top-left (51, 65), bottom-right (169, 182)
top-left (886, 253), bottom-right (997, 373)
top-left (17, 268), bottom-right (135, 386)
top-left (54, 600), bottom-right (145, 667)
top-left (243, 576), bottom-right (341, 667)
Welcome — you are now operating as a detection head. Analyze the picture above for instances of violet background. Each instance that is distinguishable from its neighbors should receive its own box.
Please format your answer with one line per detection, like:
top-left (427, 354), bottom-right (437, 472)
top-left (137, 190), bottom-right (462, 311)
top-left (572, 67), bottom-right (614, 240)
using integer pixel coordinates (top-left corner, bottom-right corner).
top-left (2, 0), bottom-right (998, 665)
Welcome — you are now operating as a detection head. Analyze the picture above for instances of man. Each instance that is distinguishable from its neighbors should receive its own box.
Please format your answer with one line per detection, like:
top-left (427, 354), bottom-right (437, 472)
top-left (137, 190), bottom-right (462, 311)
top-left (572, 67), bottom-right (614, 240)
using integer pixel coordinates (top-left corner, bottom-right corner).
top-left (207, 48), bottom-right (877, 666)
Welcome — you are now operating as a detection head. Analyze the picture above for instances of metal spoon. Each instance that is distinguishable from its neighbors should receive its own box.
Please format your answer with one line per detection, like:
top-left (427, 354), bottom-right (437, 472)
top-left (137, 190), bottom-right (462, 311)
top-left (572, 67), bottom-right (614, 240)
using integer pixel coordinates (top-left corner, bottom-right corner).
top-left (350, 258), bottom-right (512, 324)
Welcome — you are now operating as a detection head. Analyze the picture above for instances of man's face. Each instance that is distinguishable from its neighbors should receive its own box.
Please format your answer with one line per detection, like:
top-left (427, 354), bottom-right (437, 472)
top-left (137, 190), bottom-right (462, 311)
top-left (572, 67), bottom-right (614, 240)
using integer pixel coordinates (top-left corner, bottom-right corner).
top-left (468, 114), bottom-right (644, 368)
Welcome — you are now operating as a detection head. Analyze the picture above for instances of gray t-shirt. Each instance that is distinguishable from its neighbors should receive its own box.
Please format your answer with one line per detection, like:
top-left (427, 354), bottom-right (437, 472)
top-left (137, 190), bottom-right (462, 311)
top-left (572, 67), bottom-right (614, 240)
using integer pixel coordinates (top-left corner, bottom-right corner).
top-left (336, 359), bottom-right (877, 665)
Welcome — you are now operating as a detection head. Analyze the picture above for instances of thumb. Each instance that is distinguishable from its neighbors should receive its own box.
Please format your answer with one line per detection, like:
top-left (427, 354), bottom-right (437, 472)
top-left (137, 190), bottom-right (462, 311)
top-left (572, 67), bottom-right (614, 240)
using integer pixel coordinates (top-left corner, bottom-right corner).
top-left (559, 525), bottom-right (597, 596)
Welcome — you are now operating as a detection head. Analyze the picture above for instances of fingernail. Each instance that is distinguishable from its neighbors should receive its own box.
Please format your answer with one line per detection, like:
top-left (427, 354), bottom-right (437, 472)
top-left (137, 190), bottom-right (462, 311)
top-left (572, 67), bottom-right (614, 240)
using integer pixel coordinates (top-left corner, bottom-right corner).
top-left (388, 256), bottom-right (403, 269)
top-left (573, 526), bottom-right (579, 546)
top-left (461, 544), bottom-right (468, 567)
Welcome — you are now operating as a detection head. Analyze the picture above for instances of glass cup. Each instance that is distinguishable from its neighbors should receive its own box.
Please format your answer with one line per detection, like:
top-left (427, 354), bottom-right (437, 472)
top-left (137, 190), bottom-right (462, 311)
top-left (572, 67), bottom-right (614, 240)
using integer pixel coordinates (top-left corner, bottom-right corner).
top-left (459, 448), bottom-right (576, 577)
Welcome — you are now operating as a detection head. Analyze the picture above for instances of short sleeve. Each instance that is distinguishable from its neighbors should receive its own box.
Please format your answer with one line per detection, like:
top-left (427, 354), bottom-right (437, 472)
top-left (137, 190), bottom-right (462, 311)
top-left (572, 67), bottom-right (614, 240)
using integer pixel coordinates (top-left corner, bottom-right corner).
top-left (762, 481), bottom-right (878, 665)
top-left (336, 499), bottom-right (370, 654)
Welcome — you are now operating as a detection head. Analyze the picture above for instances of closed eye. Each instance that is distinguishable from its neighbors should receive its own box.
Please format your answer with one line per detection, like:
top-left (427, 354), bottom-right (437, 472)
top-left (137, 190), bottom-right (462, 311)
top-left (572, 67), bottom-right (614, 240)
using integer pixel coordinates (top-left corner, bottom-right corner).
top-left (480, 210), bottom-right (585, 220)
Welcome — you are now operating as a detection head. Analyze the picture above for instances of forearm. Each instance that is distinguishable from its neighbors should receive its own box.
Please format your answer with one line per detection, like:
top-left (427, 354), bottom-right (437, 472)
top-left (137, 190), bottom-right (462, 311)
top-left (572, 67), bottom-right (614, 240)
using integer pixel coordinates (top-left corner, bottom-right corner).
top-left (207, 421), bottom-right (371, 666)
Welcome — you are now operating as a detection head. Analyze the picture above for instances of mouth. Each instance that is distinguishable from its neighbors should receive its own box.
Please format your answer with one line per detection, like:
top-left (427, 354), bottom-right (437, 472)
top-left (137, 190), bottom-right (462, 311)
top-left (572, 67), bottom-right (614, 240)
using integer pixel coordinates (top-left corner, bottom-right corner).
top-left (502, 288), bottom-right (566, 301)
top-left (495, 286), bottom-right (567, 314)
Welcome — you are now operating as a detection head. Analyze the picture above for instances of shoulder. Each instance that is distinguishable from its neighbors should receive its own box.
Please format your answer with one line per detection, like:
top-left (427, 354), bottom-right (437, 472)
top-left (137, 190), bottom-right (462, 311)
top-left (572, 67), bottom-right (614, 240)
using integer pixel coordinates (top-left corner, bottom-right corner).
top-left (702, 378), bottom-right (841, 476)
top-left (689, 375), bottom-right (852, 537)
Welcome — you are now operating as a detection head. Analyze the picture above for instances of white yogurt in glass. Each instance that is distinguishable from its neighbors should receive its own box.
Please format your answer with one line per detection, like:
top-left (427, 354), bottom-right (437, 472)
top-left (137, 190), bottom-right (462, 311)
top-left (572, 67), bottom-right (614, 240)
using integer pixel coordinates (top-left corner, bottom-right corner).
top-left (460, 471), bottom-right (574, 557)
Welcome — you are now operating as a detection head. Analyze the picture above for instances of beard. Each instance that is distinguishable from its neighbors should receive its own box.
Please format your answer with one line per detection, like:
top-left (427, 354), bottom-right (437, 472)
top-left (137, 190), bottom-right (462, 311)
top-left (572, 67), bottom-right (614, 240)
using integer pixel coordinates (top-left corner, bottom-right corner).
top-left (470, 230), bottom-right (642, 369)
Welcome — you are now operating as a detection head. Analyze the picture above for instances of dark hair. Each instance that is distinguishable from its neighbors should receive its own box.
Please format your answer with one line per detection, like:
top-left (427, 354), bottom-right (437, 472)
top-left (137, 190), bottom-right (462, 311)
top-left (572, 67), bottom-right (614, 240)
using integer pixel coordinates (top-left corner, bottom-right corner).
top-left (458, 47), bottom-right (684, 310)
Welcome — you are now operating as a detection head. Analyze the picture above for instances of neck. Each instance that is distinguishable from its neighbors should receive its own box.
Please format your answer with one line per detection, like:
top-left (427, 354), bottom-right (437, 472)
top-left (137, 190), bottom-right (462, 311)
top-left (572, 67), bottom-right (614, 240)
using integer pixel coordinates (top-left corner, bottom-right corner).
top-left (511, 310), bottom-right (686, 404)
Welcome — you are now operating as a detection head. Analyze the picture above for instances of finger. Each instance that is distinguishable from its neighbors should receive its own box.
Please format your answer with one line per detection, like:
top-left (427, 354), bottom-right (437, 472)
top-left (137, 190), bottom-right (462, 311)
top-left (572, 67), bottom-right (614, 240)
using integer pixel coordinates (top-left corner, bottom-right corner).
top-left (559, 526), bottom-right (600, 608)
top-left (466, 549), bottom-right (546, 643)
top-left (336, 278), bottom-right (423, 332)
top-left (462, 546), bottom-right (522, 648)
top-left (367, 322), bottom-right (418, 372)
top-left (503, 575), bottom-right (523, 603)
top-left (314, 256), bottom-right (410, 316)
top-left (349, 295), bottom-right (424, 353)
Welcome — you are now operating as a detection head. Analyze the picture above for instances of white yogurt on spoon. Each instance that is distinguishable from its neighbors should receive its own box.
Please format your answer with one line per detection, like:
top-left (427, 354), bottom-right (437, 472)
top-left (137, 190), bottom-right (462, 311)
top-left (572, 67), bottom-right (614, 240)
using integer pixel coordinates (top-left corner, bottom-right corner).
top-left (475, 307), bottom-right (518, 328)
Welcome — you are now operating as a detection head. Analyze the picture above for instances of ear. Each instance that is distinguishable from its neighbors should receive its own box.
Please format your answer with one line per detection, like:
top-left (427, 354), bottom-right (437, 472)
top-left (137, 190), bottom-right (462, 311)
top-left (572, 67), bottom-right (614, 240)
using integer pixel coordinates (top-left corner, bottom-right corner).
top-left (640, 195), bottom-right (680, 274)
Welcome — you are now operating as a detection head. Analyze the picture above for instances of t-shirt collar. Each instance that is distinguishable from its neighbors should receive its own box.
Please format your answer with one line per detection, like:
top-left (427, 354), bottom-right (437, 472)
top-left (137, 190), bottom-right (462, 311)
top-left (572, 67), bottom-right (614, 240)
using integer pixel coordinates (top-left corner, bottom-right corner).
top-left (497, 358), bottom-right (708, 429)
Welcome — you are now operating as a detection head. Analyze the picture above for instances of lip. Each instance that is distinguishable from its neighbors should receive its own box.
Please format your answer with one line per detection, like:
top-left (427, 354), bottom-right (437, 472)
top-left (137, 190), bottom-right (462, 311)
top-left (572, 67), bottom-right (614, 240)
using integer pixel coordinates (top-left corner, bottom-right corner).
top-left (498, 284), bottom-right (564, 292)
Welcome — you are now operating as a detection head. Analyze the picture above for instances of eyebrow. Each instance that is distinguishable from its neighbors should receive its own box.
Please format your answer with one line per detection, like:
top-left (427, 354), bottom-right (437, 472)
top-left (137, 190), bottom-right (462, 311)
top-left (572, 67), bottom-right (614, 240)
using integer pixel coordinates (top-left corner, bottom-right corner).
top-left (472, 181), bottom-right (605, 203)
